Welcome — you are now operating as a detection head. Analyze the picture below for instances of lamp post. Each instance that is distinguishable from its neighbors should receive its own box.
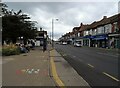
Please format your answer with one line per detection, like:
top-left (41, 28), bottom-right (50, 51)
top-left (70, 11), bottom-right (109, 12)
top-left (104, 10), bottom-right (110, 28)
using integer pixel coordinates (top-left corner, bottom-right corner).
top-left (52, 18), bottom-right (58, 48)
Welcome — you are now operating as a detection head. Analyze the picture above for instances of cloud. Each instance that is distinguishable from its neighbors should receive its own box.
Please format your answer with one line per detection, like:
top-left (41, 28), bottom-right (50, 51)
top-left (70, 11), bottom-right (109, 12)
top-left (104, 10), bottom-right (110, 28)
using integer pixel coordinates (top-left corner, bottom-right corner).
top-left (5, 2), bottom-right (119, 40)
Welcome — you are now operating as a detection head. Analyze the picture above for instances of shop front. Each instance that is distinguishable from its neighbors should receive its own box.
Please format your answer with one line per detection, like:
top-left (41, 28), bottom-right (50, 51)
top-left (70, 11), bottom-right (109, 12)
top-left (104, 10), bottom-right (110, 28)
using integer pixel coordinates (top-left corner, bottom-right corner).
top-left (67, 38), bottom-right (72, 44)
top-left (108, 33), bottom-right (120, 49)
top-left (91, 34), bottom-right (108, 48)
top-left (82, 35), bottom-right (91, 47)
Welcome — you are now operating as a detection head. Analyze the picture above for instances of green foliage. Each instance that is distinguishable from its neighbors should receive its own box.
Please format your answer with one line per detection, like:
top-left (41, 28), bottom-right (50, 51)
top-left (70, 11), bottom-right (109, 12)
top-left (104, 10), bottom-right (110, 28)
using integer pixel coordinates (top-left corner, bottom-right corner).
top-left (2, 45), bottom-right (20, 56)
top-left (2, 3), bottom-right (37, 44)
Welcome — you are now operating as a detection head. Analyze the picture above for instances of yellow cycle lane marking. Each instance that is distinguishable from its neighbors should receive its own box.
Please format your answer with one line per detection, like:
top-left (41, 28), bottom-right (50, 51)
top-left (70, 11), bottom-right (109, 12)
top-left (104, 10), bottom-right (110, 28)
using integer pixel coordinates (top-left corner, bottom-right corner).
top-left (102, 72), bottom-right (119, 82)
top-left (50, 50), bottom-right (65, 88)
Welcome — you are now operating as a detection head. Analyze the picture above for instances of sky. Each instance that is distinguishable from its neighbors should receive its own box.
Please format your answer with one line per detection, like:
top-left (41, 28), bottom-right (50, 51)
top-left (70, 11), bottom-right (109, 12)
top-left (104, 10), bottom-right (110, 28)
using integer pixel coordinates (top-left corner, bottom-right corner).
top-left (3, 0), bottom-right (120, 40)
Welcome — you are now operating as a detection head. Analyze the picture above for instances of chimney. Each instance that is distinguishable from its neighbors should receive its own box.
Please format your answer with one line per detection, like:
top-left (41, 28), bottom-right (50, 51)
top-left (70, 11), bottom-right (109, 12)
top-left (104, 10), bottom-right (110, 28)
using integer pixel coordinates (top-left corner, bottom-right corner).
top-left (40, 27), bottom-right (42, 31)
top-left (103, 16), bottom-right (107, 19)
top-left (80, 23), bottom-right (83, 26)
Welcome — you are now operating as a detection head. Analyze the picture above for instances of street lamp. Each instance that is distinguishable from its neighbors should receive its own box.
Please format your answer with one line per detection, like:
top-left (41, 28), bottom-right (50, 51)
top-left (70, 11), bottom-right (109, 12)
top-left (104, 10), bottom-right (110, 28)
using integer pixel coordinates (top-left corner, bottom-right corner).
top-left (52, 18), bottom-right (58, 48)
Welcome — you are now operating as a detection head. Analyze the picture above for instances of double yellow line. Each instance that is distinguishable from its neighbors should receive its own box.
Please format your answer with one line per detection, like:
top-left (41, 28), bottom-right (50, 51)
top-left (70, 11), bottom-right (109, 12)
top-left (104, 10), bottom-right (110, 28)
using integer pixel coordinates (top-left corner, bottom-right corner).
top-left (50, 50), bottom-right (65, 88)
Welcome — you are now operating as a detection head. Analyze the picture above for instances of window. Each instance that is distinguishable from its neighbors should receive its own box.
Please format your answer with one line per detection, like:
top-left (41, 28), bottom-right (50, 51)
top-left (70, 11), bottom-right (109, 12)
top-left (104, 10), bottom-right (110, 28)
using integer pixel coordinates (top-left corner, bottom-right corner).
top-left (101, 27), bottom-right (104, 33)
top-left (78, 33), bottom-right (80, 37)
top-left (114, 22), bottom-right (119, 32)
top-left (105, 24), bottom-right (112, 33)
top-left (97, 27), bottom-right (103, 34)
top-left (94, 29), bottom-right (97, 35)
top-left (89, 29), bottom-right (92, 35)
top-left (92, 29), bottom-right (97, 35)
top-left (86, 31), bottom-right (88, 35)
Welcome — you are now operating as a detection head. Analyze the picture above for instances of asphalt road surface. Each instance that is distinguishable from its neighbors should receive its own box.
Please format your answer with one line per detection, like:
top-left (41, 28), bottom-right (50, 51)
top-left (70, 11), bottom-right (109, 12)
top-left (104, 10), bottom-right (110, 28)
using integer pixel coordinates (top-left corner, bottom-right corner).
top-left (55, 44), bottom-right (119, 87)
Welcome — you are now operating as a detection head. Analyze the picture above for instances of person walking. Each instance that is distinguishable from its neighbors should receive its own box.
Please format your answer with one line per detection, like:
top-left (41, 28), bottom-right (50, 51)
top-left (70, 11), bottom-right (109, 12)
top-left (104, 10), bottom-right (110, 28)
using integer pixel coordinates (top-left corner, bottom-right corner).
top-left (43, 39), bottom-right (47, 52)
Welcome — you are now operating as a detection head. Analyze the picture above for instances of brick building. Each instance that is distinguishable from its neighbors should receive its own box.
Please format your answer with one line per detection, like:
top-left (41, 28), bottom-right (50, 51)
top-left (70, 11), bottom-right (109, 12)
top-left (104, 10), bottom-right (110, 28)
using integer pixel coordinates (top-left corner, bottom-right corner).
top-left (59, 13), bottom-right (120, 49)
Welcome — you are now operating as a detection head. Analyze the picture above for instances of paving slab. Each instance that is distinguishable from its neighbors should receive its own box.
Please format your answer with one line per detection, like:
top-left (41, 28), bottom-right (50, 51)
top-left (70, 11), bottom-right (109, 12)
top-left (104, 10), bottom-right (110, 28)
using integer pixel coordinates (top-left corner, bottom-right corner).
top-left (2, 48), bottom-right (55, 86)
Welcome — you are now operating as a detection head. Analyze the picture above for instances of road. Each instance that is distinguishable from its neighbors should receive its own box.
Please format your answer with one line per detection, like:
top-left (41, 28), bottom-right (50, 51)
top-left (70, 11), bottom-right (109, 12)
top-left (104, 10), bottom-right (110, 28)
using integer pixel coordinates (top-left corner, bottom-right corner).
top-left (55, 44), bottom-right (119, 87)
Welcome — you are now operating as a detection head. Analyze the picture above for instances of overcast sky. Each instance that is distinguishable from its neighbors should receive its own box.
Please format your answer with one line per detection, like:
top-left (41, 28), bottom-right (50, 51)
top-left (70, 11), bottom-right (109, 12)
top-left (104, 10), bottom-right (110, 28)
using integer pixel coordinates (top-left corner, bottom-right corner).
top-left (3, 0), bottom-right (120, 40)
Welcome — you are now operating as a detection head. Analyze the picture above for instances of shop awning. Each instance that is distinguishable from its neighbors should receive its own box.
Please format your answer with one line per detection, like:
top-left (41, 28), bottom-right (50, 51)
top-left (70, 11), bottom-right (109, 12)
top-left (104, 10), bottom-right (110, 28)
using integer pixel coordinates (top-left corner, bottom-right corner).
top-left (92, 37), bottom-right (106, 40)
top-left (83, 35), bottom-right (92, 38)
top-left (108, 34), bottom-right (120, 37)
top-left (91, 34), bottom-right (108, 40)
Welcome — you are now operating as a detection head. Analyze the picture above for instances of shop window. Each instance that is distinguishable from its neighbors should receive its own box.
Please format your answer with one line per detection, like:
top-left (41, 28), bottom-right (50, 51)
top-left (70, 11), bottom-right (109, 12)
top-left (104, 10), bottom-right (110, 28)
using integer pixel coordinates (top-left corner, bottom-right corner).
top-left (114, 23), bottom-right (119, 33)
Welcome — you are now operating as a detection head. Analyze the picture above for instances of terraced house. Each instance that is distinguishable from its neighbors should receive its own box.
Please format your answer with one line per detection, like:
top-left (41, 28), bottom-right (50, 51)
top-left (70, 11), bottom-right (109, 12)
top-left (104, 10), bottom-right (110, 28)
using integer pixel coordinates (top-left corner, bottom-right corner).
top-left (59, 13), bottom-right (120, 49)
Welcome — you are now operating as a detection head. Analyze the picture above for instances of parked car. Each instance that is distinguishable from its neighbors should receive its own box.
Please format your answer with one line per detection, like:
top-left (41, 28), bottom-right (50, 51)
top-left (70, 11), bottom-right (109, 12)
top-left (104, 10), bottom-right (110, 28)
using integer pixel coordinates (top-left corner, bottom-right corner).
top-left (62, 42), bottom-right (67, 45)
top-left (74, 43), bottom-right (82, 47)
top-left (55, 42), bottom-right (59, 44)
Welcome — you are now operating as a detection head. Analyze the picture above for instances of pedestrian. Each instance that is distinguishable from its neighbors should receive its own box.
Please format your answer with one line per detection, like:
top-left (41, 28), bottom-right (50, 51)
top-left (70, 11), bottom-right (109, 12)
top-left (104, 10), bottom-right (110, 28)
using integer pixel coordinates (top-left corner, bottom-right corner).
top-left (43, 39), bottom-right (47, 52)
top-left (25, 44), bottom-right (30, 52)
top-left (31, 40), bottom-right (35, 50)
top-left (28, 40), bottom-right (32, 49)
top-left (19, 44), bottom-right (28, 53)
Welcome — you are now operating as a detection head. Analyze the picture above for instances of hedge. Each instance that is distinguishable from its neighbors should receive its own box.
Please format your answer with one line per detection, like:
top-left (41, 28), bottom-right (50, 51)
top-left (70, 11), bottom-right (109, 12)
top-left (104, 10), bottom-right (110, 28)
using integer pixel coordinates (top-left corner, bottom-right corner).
top-left (2, 45), bottom-right (20, 56)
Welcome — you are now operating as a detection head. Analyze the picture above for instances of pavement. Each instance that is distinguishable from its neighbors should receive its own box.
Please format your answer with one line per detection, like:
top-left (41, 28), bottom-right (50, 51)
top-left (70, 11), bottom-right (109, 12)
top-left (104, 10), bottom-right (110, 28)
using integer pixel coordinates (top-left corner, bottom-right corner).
top-left (2, 44), bottom-right (90, 87)
top-left (50, 49), bottom-right (90, 87)
top-left (2, 46), bottom-right (54, 86)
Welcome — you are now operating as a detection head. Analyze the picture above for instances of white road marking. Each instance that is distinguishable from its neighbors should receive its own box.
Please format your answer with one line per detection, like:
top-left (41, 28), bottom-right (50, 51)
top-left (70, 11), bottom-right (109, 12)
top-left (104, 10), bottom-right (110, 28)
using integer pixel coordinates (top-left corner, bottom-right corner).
top-left (97, 52), bottom-right (118, 57)
top-left (87, 64), bottom-right (94, 68)
top-left (103, 72), bottom-right (119, 82)
top-left (73, 56), bottom-right (76, 58)
top-left (78, 59), bottom-right (83, 62)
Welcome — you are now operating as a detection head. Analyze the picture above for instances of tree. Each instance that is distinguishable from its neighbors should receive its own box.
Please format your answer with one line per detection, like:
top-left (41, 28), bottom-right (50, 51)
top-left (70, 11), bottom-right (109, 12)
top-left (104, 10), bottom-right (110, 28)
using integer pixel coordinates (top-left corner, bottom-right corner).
top-left (2, 3), bottom-right (37, 44)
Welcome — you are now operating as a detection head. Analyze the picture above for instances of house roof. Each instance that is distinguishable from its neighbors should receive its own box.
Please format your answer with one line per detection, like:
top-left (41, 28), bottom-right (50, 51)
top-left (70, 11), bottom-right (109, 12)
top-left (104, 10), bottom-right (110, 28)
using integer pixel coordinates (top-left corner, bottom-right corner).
top-left (61, 13), bottom-right (119, 38)
top-left (73, 27), bottom-right (80, 31)
top-left (109, 13), bottom-right (119, 23)
top-left (79, 24), bottom-right (90, 32)
top-left (84, 13), bottom-right (119, 30)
